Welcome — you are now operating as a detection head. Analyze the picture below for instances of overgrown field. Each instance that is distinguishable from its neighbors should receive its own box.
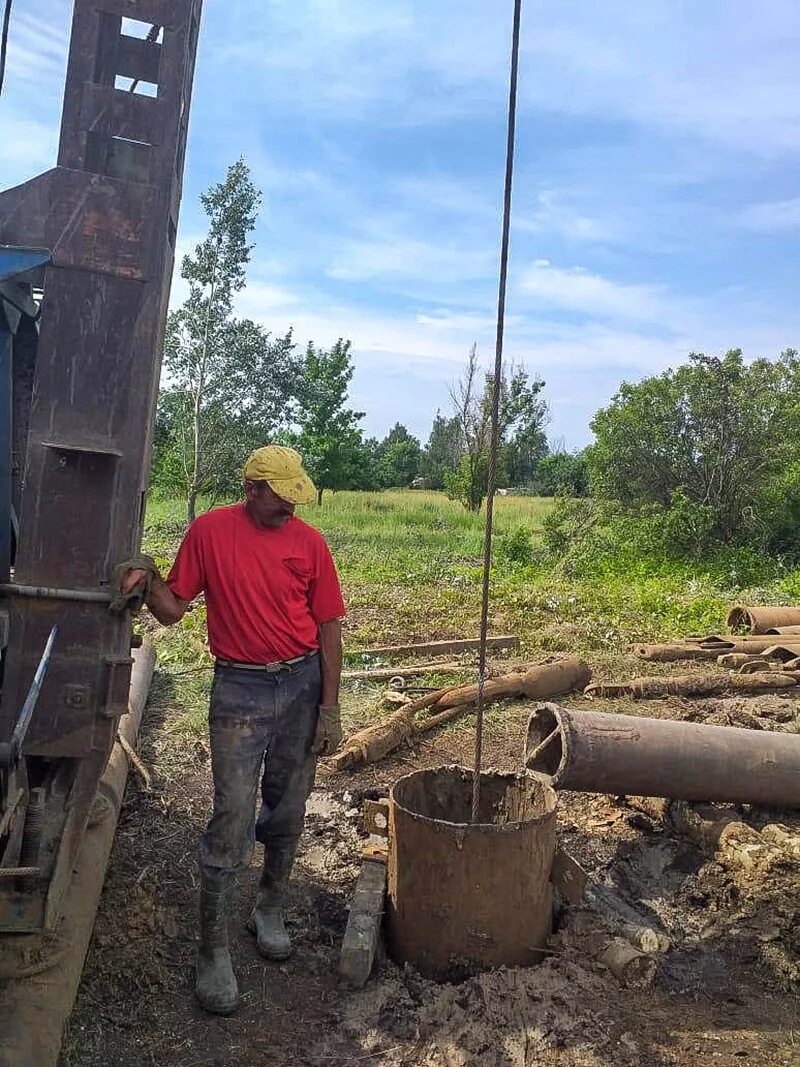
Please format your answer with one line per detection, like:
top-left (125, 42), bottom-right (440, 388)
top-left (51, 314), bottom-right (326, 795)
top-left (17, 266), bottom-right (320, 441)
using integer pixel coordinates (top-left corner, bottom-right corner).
top-left (141, 489), bottom-right (800, 738)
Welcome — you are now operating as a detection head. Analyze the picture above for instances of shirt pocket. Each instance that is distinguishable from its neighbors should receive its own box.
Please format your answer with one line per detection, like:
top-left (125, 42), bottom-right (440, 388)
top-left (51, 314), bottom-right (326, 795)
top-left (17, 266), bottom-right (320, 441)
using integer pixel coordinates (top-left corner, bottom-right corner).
top-left (282, 555), bottom-right (313, 590)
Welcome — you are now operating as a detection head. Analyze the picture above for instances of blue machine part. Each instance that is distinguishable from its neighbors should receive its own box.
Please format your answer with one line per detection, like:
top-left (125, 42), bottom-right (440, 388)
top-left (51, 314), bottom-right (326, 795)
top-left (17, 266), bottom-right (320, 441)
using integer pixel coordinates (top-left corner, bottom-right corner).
top-left (0, 246), bottom-right (50, 283)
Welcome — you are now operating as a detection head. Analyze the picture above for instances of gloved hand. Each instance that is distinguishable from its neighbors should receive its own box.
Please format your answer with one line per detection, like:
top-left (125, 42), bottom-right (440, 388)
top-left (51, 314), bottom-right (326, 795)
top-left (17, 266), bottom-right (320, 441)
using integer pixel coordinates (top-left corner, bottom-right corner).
top-left (311, 704), bottom-right (342, 757)
top-left (108, 554), bottom-right (160, 616)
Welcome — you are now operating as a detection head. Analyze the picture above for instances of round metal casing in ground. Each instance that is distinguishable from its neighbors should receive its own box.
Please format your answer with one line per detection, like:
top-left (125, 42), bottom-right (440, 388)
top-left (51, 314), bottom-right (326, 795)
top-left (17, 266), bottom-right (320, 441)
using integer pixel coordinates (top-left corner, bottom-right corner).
top-left (386, 765), bottom-right (557, 980)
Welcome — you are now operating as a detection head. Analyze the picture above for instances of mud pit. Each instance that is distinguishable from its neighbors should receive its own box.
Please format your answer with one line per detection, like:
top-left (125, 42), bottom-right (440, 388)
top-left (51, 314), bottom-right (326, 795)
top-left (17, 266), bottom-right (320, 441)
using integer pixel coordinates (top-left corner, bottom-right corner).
top-left (61, 693), bottom-right (800, 1067)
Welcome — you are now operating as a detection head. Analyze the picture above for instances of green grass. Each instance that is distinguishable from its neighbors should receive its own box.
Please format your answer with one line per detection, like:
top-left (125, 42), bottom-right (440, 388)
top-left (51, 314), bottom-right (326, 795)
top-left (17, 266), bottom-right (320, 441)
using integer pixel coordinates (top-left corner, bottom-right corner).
top-left (141, 489), bottom-right (800, 739)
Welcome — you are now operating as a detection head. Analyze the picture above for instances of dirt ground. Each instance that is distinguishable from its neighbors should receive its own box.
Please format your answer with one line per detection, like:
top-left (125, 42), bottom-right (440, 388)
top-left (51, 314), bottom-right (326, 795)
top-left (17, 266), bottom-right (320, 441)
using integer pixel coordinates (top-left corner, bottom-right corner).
top-left (60, 685), bottom-right (800, 1067)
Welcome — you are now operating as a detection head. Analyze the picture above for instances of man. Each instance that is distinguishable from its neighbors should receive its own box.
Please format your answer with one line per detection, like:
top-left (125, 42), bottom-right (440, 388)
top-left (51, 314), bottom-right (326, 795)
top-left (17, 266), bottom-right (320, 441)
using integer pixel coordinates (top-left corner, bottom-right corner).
top-left (121, 445), bottom-right (345, 1015)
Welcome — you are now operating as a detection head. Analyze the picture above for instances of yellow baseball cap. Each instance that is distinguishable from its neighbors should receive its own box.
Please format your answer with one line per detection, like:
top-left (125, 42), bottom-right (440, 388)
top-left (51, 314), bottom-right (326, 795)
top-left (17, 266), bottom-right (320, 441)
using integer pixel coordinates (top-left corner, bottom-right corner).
top-left (242, 445), bottom-right (317, 505)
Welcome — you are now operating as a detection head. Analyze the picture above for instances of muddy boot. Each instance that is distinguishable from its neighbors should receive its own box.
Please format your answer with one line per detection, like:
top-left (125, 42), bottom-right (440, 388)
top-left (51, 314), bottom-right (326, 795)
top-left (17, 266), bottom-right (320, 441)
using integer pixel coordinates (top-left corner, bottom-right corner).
top-left (246, 839), bottom-right (298, 961)
top-left (195, 869), bottom-right (239, 1015)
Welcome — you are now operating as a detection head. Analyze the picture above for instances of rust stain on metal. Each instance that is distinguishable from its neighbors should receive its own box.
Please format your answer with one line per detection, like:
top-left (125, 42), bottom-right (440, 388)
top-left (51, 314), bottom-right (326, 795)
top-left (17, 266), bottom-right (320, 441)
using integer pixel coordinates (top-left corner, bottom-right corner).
top-left (0, 0), bottom-right (203, 932)
top-left (386, 766), bottom-right (557, 980)
top-left (526, 702), bottom-right (800, 807)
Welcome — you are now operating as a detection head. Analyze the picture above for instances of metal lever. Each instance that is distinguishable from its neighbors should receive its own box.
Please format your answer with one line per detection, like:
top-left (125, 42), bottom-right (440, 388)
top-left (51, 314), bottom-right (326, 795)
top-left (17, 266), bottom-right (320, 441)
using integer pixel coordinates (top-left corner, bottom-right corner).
top-left (0, 625), bottom-right (57, 768)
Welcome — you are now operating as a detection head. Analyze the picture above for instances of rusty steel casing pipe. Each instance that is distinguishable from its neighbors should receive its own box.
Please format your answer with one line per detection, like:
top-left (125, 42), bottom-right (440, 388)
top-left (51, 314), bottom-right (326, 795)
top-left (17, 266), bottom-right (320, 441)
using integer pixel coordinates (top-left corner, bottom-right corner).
top-left (525, 702), bottom-right (800, 808)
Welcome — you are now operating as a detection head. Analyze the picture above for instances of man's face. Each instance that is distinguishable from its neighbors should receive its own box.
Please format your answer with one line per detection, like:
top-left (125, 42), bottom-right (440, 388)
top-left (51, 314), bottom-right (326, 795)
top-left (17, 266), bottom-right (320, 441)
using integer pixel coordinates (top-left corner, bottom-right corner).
top-left (244, 480), bottom-right (295, 527)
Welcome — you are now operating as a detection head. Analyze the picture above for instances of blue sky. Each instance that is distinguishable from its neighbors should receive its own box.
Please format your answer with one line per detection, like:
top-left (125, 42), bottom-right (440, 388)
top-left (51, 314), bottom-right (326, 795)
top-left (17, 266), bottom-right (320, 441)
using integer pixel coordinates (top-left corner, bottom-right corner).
top-left (3, 2), bottom-right (800, 448)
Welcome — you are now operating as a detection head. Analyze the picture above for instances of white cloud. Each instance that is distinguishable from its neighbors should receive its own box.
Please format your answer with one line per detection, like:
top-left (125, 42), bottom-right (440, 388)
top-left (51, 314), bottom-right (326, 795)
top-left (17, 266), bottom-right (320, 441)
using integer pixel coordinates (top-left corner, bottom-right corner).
top-left (199, 1), bottom-right (800, 154)
top-left (326, 236), bottom-right (494, 285)
top-left (6, 10), bottom-right (70, 86)
top-left (738, 198), bottom-right (800, 232)
top-left (234, 282), bottom-right (300, 315)
top-left (519, 261), bottom-right (665, 323)
top-left (518, 190), bottom-right (619, 243)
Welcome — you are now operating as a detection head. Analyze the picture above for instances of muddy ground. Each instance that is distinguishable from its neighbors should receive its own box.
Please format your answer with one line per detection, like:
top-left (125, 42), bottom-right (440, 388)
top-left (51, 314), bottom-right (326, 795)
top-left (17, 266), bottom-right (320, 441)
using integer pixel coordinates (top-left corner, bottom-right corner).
top-left (61, 685), bottom-right (800, 1067)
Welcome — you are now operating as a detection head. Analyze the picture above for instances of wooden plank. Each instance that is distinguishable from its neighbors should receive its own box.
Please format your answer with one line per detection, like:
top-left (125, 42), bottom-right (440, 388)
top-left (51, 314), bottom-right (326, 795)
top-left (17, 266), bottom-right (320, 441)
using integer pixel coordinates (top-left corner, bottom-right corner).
top-left (348, 636), bottom-right (519, 659)
top-left (342, 660), bottom-right (467, 682)
top-left (338, 855), bottom-right (387, 988)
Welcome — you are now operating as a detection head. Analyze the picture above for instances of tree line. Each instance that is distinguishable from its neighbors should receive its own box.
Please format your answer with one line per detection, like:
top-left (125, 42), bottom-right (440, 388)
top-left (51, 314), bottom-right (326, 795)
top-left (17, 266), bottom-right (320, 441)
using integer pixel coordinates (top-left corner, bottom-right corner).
top-left (155, 158), bottom-right (797, 562)
top-left (152, 159), bottom-right (587, 518)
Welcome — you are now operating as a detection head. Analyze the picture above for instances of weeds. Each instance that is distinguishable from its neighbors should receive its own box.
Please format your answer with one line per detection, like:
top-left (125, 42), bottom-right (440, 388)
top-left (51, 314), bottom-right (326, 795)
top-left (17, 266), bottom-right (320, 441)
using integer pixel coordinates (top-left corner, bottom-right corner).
top-left (142, 489), bottom-right (796, 738)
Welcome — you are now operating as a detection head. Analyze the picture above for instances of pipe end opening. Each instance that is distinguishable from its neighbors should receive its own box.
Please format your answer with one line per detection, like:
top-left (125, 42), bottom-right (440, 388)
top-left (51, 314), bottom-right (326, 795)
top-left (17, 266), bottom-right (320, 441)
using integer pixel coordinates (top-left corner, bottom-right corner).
top-left (525, 703), bottom-right (564, 777)
top-left (391, 765), bottom-right (554, 827)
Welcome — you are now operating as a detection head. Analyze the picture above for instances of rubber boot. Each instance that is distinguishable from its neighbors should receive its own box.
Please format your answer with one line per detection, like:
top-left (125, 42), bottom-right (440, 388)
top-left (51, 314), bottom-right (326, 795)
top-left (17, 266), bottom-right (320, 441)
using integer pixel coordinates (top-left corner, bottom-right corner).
top-left (195, 868), bottom-right (239, 1015)
top-left (246, 838), bottom-right (298, 961)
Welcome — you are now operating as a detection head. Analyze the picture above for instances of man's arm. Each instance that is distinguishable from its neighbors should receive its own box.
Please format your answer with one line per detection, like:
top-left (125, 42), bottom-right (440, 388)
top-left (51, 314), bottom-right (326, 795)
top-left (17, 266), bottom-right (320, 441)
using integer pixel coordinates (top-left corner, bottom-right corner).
top-left (318, 618), bottom-right (342, 707)
top-left (122, 568), bottom-right (191, 626)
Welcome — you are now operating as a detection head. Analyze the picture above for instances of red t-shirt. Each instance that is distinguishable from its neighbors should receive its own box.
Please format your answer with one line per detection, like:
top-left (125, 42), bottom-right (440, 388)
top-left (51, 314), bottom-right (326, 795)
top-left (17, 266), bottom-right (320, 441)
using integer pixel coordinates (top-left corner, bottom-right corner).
top-left (167, 504), bottom-right (346, 663)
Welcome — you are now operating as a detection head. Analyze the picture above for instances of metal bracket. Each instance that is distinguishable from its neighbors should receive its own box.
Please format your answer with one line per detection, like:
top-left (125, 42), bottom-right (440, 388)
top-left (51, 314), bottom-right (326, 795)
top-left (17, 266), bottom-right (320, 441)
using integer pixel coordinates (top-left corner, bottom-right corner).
top-left (99, 655), bottom-right (134, 719)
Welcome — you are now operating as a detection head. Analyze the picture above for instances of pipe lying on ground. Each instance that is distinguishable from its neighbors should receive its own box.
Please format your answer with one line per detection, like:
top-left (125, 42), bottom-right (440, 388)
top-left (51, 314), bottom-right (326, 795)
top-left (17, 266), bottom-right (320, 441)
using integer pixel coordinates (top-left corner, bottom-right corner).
top-left (431, 656), bottom-right (591, 710)
top-left (635, 638), bottom-right (800, 661)
top-left (525, 702), bottom-right (800, 807)
top-left (585, 672), bottom-right (798, 700)
top-left (561, 911), bottom-right (658, 988)
top-left (331, 658), bottom-right (591, 773)
top-left (726, 605), bottom-right (800, 634)
top-left (330, 688), bottom-right (454, 772)
top-left (693, 635), bottom-right (800, 653)
top-left (0, 644), bottom-right (156, 1067)
top-left (717, 652), bottom-right (768, 670)
top-left (598, 937), bottom-right (657, 988)
top-left (633, 643), bottom-right (719, 663)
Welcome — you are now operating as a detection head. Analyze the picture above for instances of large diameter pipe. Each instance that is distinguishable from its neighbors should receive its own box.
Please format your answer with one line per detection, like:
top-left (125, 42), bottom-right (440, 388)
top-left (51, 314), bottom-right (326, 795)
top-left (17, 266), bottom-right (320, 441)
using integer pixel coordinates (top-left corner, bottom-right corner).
top-left (387, 766), bottom-right (557, 979)
top-left (525, 702), bottom-right (800, 808)
top-left (0, 643), bottom-right (156, 1067)
top-left (726, 605), bottom-right (800, 634)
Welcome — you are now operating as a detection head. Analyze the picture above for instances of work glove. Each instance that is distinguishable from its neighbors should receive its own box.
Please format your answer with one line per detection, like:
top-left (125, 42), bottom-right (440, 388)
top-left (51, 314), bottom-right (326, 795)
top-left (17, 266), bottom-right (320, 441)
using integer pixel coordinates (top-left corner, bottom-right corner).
top-left (311, 704), bottom-right (343, 757)
top-left (108, 554), bottom-right (159, 616)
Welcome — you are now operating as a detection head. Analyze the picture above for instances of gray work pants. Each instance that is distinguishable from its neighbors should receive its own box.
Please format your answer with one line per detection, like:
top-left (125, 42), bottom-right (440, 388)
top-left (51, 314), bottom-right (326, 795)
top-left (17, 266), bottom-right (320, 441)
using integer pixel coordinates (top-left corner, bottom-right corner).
top-left (199, 653), bottom-right (321, 876)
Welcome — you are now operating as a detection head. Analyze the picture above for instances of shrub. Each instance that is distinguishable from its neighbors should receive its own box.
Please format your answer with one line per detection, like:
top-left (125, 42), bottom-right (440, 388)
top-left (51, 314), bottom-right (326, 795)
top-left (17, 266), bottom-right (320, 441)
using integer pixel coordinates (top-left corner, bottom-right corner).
top-left (496, 525), bottom-right (536, 566)
top-left (588, 348), bottom-right (800, 555)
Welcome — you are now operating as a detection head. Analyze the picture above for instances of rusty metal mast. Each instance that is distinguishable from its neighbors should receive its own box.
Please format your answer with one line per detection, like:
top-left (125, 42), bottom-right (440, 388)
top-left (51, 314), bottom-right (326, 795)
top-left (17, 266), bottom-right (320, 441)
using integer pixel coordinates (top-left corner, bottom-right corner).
top-left (0, 0), bottom-right (202, 931)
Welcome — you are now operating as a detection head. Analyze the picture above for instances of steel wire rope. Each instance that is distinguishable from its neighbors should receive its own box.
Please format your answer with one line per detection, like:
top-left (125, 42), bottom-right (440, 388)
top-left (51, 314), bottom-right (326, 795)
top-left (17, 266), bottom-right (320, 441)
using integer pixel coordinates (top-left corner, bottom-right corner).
top-left (0, 0), bottom-right (14, 97)
top-left (471, 0), bottom-right (524, 824)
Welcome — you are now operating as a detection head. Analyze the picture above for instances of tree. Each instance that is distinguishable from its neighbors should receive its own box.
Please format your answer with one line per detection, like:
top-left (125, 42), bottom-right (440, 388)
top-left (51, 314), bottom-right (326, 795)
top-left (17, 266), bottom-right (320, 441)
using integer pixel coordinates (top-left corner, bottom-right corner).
top-left (534, 450), bottom-right (590, 497)
top-left (377, 423), bottom-right (422, 487)
top-left (422, 412), bottom-right (463, 490)
top-left (588, 349), bottom-right (800, 549)
top-left (444, 344), bottom-right (548, 511)
top-left (156, 327), bottom-right (300, 505)
top-left (505, 414), bottom-right (549, 487)
top-left (161, 158), bottom-right (302, 519)
top-left (293, 339), bottom-right (365, 504)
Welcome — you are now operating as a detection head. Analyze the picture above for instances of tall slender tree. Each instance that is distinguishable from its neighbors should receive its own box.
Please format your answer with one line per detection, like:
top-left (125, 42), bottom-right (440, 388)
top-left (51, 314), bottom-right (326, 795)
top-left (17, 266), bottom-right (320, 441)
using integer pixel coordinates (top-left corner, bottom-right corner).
top-left (163, 158), bottom-right (284, 520)
top-left (445, 344), bottom-right (548, 510)
top-left (293, 339), bottom-right (364, 504)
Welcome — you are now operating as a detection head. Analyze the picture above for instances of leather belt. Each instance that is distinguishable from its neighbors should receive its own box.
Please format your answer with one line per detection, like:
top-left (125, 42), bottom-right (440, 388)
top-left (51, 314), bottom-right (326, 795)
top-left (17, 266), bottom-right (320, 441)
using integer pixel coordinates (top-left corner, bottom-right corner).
top-left (215, 650), bottom-right (317, 673)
